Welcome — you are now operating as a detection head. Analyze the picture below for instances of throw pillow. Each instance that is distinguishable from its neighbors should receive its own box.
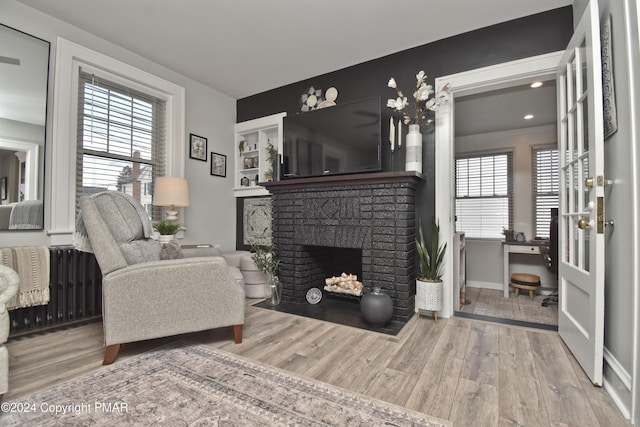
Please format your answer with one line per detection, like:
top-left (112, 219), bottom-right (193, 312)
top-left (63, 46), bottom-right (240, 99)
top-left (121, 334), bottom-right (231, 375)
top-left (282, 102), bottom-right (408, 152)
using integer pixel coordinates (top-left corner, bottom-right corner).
top-left (160, 241), bottom-right (184, 260)
top-left (120, 239), bottom-right (162, 265)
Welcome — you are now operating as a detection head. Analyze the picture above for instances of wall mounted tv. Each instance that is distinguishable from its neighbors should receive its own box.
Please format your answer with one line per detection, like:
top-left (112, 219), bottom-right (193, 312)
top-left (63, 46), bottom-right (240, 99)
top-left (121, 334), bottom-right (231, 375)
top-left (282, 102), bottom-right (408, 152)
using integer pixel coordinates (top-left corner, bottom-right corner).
top-left (282, 96), bottom-right (381, 179)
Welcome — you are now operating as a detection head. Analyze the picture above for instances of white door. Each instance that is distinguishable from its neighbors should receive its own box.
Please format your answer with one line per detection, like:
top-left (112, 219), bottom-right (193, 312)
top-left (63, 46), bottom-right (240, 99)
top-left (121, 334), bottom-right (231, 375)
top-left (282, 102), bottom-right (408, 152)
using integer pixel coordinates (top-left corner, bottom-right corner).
top-left (556, 0), bottom-right (605, 386)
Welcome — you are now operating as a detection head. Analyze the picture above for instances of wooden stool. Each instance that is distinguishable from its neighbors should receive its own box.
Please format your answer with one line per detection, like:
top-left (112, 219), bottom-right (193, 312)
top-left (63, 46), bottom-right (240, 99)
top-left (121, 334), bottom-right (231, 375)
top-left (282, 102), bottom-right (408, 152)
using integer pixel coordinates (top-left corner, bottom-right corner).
top-left (510, 273), bottom-right (541, 300)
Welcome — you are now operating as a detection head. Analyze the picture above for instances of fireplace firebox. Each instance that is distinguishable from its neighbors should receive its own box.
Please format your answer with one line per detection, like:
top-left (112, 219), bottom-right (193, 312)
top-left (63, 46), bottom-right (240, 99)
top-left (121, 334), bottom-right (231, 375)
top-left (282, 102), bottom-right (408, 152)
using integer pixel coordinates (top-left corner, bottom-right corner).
top-left (264, 172), bottom-right (423, 323)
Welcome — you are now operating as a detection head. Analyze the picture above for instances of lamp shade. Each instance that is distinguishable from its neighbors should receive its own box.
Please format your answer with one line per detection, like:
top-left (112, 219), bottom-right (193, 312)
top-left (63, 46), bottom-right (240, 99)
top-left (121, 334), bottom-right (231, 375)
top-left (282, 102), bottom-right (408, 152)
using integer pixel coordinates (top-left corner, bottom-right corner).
top-left (153, 177), bottom-right (190, 207)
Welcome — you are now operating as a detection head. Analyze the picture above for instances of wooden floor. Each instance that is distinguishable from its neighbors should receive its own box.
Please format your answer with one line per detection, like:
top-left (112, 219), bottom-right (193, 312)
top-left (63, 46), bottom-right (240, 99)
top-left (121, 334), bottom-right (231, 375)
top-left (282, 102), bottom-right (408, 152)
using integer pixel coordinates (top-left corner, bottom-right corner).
top-left (462, 287), bottom-right (558, 326)
top-left (6, 303), bottom-right (629, 426)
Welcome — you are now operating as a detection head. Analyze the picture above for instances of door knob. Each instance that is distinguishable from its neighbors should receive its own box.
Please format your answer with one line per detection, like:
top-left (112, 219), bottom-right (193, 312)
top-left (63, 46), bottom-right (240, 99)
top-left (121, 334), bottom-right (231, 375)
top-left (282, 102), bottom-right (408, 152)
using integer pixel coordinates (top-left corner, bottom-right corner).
top-left (577, 218), bottom-right (593, 229)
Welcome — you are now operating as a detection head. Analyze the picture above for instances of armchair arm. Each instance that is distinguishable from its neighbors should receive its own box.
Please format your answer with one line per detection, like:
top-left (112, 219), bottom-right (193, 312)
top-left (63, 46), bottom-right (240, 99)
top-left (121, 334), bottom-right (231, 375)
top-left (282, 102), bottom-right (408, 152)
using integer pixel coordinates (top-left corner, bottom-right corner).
top-left (101, 256), bottom-right (245, 346)
top-left (0, 265), bottom-right (19, 305)
top-left (0, 265), bottom-right (19, 345)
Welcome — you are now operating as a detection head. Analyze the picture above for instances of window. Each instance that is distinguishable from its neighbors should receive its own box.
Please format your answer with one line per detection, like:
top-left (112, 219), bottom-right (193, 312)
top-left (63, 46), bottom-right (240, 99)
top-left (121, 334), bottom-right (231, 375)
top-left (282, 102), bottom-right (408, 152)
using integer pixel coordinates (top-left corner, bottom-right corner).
top-left (532, 147), bottom-right (559, 238)
top-left (76, 71), bottom-right (166, 218)
top-left (455, 152), bottom-right (513, 238)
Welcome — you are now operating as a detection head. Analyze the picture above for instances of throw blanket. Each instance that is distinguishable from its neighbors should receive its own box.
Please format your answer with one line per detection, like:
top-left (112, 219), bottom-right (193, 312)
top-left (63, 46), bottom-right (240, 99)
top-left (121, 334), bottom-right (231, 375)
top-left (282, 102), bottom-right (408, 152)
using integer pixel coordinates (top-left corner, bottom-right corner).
top-left (73, 191), bottom-right (153, 253)
top-left (0, 246), bottom-right (50, 310)
top-left (8, 200), bottom-right (43, 229)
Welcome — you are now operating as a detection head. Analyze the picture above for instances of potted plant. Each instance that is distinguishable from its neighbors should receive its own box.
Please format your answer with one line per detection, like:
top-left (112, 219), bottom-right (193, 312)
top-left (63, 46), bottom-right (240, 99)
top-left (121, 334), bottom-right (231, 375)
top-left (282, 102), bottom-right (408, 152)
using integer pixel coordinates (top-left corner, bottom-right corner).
top-left (502, 227), bottom-right (515, 242)
top-left (238, 140), bottom-right (245, 154)
top-left (264, 139), bottom-right (278, 181)
top-left (153, 220), bottom-right (179, 244)
top-left (415, 216), bottom-right (447, 322)
top-left (251, 243), bottom-right (282, 306)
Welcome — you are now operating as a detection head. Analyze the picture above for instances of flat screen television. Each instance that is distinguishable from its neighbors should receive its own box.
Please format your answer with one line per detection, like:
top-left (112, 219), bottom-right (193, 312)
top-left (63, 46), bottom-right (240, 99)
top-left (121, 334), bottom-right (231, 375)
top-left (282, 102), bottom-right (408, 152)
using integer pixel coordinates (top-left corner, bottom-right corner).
top-left (282, 96), bottom-right (381, 178)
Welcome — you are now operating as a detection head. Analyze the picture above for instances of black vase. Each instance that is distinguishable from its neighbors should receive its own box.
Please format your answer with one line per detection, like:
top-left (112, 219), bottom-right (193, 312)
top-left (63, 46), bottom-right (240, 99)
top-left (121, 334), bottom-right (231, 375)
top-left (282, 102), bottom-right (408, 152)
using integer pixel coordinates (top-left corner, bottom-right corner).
top-left (360, 287), bottom-right (393, 326)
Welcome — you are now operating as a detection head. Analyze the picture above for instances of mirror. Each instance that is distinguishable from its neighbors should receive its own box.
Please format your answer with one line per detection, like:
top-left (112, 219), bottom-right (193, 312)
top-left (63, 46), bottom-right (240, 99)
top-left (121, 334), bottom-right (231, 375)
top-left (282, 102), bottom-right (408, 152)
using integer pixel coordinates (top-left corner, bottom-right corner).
top-left (0, 24), bottom-right (49, 230)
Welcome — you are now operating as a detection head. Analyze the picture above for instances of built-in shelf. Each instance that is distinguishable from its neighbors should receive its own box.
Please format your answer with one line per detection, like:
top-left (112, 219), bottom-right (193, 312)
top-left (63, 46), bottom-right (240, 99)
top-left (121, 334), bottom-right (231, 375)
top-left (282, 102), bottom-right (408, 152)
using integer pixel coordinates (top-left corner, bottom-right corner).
top-left (234, 112), bottom-right (286, 197)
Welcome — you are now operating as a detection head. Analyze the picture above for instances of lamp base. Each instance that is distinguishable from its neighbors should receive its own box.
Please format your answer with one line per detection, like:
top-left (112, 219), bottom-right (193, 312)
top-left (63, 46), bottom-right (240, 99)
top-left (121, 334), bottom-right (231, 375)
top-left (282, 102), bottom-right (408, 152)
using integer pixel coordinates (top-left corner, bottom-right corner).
top-left (165, 209), bottom-right (178, 221)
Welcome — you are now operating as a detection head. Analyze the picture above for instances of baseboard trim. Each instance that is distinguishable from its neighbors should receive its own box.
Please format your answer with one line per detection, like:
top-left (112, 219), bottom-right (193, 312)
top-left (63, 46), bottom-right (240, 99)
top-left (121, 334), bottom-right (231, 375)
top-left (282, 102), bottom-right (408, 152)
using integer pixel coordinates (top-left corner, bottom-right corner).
top-left (466, 280), bottom-right (502, 291)
top-left (603, 346), bottom-right (632, 421)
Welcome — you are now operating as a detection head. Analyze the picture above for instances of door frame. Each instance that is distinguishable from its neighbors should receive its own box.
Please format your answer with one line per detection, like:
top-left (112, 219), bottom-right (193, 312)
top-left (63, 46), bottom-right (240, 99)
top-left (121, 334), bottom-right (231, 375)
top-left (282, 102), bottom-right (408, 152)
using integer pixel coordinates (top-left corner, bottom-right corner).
top-left (433, 51), bottom-right (563, 319)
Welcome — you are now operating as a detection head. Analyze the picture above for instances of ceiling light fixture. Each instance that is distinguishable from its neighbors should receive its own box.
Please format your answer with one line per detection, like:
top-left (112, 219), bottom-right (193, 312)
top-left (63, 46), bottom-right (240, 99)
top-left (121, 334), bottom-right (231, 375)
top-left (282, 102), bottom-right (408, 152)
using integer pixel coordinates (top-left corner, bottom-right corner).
top-left (530, 81), bottom-right (543, 88)
top-left (524, 114), bottom-right (534, 120)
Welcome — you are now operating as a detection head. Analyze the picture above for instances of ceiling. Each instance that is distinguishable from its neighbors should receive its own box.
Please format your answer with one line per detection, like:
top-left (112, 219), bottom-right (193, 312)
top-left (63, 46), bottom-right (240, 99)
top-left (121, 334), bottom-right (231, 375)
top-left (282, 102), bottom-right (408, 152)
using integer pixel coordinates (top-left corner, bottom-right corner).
top-left (455, 80), bottom-right (557, 137)
top-left (18, 0), bottom-right (572, 100)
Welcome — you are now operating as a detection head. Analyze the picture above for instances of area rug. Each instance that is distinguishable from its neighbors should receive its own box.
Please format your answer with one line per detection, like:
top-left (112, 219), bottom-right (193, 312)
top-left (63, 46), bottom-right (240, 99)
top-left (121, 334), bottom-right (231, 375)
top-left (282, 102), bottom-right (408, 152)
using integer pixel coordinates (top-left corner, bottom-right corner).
top-left (1, 342), bottom-right (450, 426)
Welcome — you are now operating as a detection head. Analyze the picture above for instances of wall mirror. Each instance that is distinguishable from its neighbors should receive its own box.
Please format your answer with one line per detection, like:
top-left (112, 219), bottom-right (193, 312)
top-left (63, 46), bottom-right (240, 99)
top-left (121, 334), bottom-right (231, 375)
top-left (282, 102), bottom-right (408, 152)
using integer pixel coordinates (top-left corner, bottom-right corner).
top-left (0, 24), bottom-right (49, 230)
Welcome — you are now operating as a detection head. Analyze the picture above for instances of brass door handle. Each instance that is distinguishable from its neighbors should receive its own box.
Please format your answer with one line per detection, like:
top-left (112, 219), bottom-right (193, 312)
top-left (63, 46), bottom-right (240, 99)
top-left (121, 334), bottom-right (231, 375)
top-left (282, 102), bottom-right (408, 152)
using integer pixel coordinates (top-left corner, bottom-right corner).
top-left (578, 217), bottom-right (593, 229)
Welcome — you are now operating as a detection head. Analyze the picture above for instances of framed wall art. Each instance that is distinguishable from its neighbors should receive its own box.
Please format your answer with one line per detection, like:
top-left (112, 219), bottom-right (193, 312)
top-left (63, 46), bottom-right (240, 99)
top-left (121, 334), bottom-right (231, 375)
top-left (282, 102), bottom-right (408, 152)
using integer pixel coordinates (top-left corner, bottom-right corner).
top-left (211, 152), bottom-right (227, 177)
top-left (189, 133), bottom-right (207, 161)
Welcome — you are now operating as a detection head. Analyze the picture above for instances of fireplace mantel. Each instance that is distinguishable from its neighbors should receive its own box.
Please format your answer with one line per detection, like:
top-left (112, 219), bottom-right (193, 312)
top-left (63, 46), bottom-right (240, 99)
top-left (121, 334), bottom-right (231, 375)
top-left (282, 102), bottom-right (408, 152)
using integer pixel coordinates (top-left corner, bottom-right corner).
top-left (263, 171), bottom-right (424, 191)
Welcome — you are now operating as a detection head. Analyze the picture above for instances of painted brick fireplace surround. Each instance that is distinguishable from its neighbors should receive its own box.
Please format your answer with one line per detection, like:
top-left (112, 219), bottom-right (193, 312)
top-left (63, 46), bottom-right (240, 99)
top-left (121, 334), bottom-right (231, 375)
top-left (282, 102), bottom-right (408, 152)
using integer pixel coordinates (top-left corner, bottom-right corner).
top-left (264, 171), bottom-right (423, 323)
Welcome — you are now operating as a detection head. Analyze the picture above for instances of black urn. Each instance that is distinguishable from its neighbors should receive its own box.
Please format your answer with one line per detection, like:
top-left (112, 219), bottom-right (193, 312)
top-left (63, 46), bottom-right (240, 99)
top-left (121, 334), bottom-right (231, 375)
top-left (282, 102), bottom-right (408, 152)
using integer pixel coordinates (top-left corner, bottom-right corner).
top-left (360, 287), bottom-right (393, 326)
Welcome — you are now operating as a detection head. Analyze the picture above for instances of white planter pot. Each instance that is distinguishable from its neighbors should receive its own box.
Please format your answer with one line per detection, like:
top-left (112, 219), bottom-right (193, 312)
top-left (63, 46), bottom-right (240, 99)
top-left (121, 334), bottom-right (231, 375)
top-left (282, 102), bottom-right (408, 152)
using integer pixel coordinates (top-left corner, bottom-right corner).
top-left (415, 279), bottom-right (443, 321)
top-left (158, 234), bottom-right (174, 244)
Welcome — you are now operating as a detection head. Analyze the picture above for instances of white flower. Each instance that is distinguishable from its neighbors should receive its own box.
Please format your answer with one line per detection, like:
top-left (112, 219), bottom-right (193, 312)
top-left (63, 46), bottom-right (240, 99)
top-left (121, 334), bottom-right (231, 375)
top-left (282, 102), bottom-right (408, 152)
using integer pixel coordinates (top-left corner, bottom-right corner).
top-left (387, 78), bottom-right (397, 89)
top-left (416, 71), bottom-right (426, 86)
top-left (413, 83), bottom-right (434, 101)
top-left (387, 97), bottom-right (408, 111)
top-left (425, 98), bottom-right (439, 111)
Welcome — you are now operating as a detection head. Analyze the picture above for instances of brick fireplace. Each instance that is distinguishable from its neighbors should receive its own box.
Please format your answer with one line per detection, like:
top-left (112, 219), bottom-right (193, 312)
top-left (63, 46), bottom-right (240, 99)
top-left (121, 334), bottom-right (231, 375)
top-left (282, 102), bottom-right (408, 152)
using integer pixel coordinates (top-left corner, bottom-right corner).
top-left (264, 171), bottom-right (422, 323)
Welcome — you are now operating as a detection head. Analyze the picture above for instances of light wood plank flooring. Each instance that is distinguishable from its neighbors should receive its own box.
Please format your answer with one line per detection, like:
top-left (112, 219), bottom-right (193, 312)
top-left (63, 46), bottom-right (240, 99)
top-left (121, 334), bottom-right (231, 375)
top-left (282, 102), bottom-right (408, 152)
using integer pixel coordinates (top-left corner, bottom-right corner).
top-left (6, 304), bottom-right (628, 426)
top-left (461, 286), bottom-right (558, 326)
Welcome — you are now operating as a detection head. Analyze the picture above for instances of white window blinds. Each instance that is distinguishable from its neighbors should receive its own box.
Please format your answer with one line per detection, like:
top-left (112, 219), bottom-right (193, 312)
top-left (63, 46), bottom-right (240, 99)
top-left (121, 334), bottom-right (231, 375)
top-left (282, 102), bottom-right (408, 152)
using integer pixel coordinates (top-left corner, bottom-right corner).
top-left (532, 147), bottom-right (559, 238)
top-left (455, 152), bottom-right (513, 238)
top-left (76, 70), bottom-right (166, 218)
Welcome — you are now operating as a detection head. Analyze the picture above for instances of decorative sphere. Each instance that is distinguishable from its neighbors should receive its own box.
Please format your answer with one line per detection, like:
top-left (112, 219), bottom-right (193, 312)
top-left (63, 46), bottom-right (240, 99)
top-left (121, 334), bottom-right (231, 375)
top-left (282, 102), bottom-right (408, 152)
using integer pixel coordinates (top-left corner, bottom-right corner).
top-left (360, 287), bottom-right (394, 326)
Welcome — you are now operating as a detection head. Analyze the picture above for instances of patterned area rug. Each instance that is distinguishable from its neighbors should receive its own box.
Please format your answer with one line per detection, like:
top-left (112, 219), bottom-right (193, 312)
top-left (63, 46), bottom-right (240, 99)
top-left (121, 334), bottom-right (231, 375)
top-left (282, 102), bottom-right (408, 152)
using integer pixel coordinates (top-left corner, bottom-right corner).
top-left (1, 342), bottom-right (450, 426)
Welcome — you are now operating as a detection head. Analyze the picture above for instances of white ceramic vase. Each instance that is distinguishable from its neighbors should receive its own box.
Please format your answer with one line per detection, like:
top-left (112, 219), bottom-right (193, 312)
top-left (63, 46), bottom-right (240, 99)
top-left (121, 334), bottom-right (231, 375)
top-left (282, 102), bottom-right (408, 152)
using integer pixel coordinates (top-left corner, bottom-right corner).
top-left (405, 124), bottom-right (423, 173)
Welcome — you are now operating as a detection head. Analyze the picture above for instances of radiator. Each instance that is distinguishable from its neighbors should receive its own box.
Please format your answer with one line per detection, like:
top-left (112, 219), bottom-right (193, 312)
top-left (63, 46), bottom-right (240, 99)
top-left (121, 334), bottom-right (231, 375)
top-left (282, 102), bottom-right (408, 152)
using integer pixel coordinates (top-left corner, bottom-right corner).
top-left (9, 247), bottom-right (103, 336)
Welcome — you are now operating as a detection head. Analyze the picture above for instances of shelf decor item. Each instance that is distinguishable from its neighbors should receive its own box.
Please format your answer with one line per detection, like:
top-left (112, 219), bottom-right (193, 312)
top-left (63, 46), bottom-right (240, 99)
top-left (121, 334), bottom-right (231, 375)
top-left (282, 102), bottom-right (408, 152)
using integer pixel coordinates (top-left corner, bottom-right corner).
top-left (360, 287), bottom-right (394, 326)
top-left (386, 71), bottom-right (450, 173)
top-left (415, 216), bottom-right (447, 322)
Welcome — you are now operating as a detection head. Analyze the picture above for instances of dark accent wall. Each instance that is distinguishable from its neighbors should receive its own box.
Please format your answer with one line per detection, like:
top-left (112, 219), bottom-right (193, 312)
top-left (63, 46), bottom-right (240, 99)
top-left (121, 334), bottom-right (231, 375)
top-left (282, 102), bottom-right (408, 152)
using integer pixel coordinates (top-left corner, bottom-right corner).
top-left (236, 6), bottom-right (573, 245)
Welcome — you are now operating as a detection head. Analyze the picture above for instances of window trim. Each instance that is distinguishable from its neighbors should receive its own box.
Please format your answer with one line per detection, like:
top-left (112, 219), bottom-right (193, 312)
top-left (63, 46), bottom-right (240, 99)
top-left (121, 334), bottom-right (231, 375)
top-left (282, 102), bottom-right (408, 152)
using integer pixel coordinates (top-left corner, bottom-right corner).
top-left (50, 37), bottom-right (185, 244)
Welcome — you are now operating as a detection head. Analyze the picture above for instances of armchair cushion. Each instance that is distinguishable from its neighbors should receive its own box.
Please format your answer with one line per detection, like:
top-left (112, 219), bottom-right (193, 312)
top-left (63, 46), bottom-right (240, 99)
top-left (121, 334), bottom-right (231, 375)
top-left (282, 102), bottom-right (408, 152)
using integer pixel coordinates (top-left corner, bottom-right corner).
top-left (120, 239), bottom-right (162, 265)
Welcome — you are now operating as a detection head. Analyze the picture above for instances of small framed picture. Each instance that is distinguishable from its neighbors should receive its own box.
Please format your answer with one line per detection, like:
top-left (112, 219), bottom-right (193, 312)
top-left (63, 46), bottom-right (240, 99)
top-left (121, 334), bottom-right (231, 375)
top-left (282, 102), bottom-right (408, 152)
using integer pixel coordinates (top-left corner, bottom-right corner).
top-left (189, 133), bottom-right (207, 161)
top-left (211, 152), bottom-right (227, 177)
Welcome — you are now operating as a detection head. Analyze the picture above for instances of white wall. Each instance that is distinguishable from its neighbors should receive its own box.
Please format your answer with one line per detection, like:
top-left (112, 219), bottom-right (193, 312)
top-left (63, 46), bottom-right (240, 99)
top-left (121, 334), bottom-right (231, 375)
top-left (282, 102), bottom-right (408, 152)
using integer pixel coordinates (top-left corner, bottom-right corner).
top-left (455, 124), bottom-right (557, 289)
top-left (1, 0), bottom-right (237, 249)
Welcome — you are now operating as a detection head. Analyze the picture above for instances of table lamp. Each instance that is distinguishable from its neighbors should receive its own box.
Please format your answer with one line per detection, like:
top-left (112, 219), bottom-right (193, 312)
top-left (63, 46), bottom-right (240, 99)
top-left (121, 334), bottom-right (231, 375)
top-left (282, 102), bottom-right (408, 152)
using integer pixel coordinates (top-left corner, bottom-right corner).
top-left (153, 177), bottom-right (190, 221)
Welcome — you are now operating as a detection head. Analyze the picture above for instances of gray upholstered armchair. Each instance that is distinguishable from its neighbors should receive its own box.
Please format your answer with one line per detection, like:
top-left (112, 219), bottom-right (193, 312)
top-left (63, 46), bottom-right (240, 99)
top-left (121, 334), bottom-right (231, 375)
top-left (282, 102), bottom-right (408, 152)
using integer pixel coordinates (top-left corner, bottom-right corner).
top-left (76, 192), bottom-right (245, 365)
top-left (0, 265), bottom-right (20, 402)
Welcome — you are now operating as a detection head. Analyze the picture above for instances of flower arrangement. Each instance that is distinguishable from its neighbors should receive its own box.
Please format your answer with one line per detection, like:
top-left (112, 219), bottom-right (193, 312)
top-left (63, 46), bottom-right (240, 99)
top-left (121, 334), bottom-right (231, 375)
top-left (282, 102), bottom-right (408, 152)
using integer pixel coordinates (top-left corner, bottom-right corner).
top-left (387, 71), bottom-right (450, 127)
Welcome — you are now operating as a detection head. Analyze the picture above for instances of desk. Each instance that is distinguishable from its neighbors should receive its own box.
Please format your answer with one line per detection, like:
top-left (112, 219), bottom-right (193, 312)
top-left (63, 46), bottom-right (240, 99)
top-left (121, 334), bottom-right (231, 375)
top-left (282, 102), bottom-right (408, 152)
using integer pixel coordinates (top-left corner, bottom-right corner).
top-left (503, 242), bottom-right (542, 297)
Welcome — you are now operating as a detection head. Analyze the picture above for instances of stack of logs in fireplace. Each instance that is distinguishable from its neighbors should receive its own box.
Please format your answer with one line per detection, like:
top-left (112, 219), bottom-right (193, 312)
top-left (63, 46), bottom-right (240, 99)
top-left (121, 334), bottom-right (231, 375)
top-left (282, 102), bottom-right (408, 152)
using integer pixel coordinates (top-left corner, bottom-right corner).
top-left (324, 273), bottom-right (363, 296)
